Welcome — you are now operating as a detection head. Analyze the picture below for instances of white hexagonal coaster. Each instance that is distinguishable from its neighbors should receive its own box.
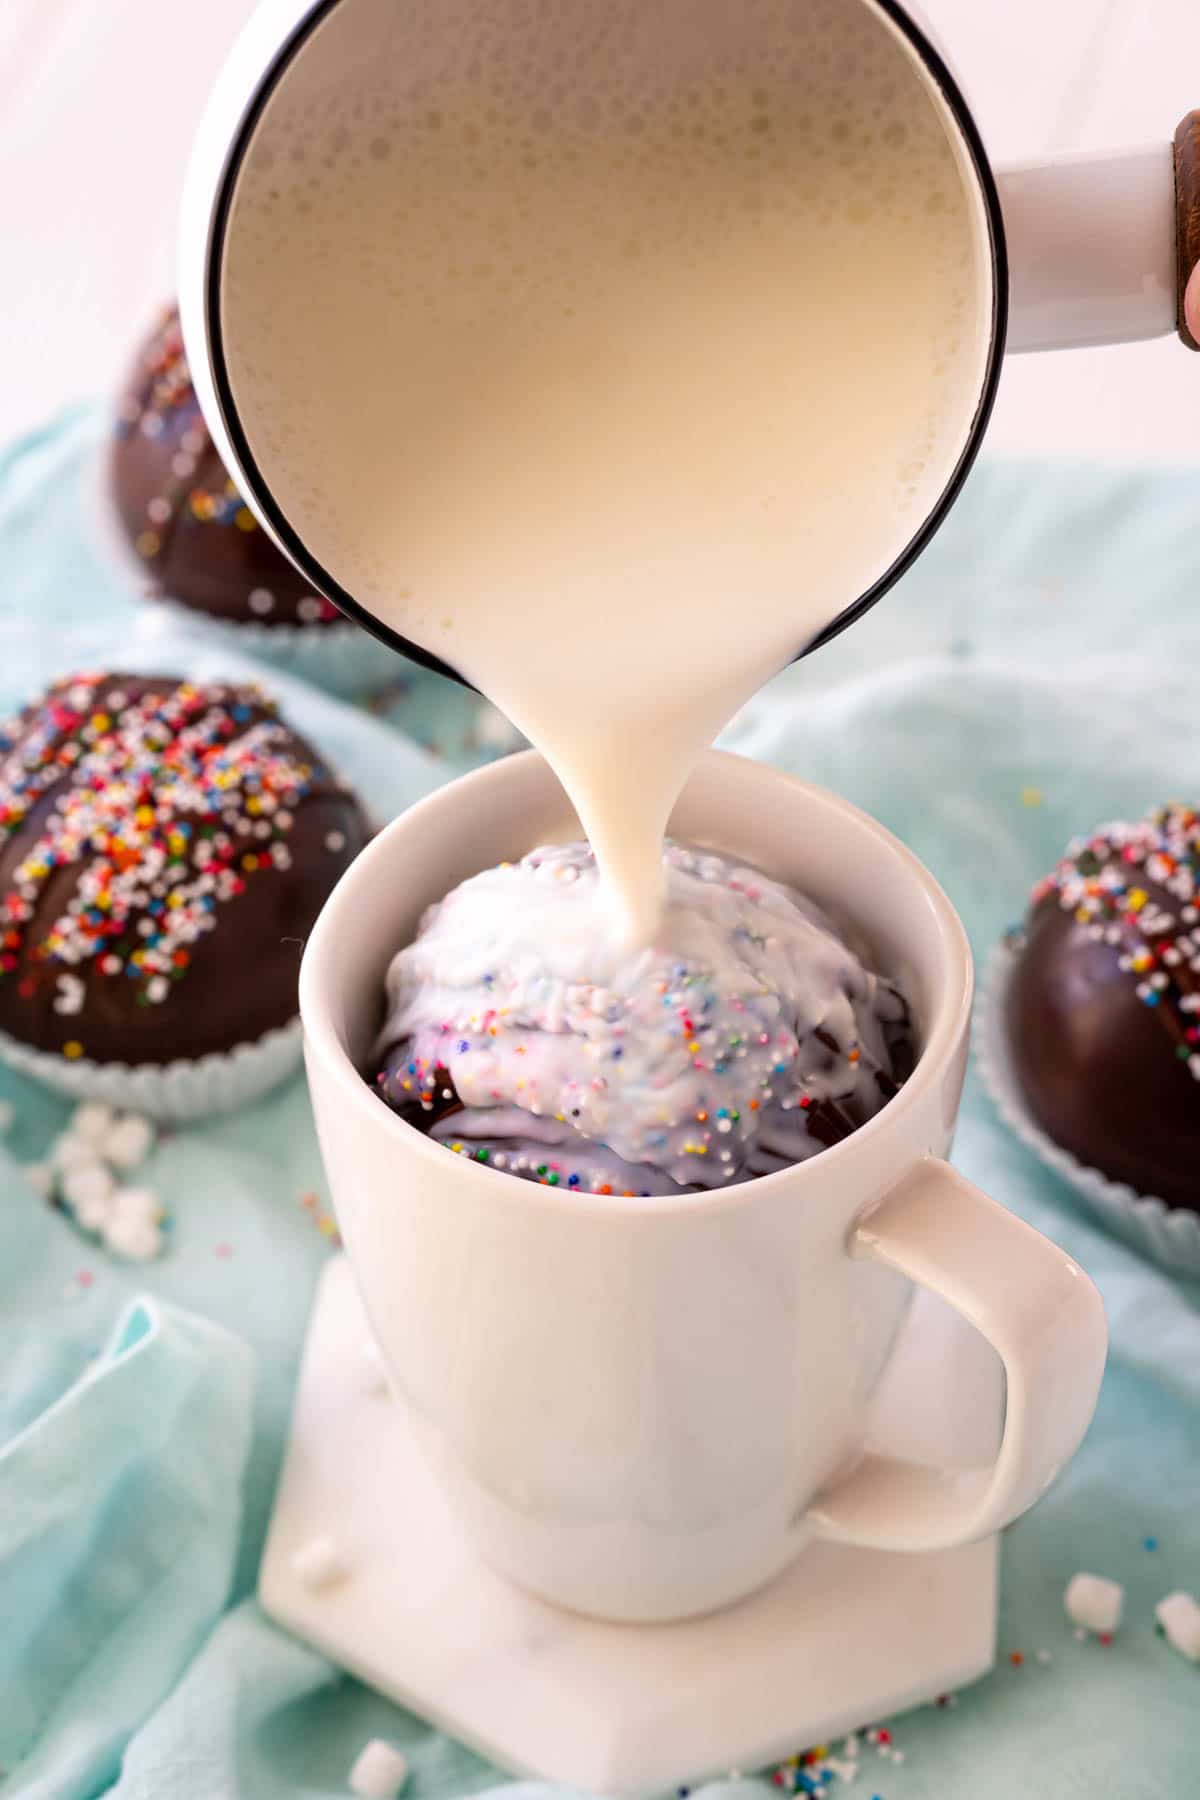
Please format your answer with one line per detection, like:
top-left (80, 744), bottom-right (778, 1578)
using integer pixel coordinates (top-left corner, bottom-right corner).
top-left (261, 1255), bottom-right (1000, 1796)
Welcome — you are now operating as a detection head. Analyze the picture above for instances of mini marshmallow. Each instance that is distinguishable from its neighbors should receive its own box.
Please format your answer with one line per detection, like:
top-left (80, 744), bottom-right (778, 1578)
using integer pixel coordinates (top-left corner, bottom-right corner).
top-left (291, 1533), bottom-right (350, 1591)
top-left (103, 1206), bottom-right (163, 1263)
top-left (54, 1132), bottom-right (98, 1172)
top-left (61, 1162), bottom-right (117, 1229)
top-left (110, 1185), bottom-right (160, 1226)
top-left (105, 1220), bottom-right (163, 1263)
top-left (1064, 1572), bottom-right (1124, 1635)
top-left (1156, 1591), bottom-right (1200, 1662)
top-left (104, 1113), bottom-right (155, 1171)
top-left (348, 1740), bottom-right (409, 1800)
top-left (71, 1101), bottom-right (115, 1145)
top-left (22, 1162), bottom-right (54, 1199)
top-left (359, 1337), bottom-right (390, 1396)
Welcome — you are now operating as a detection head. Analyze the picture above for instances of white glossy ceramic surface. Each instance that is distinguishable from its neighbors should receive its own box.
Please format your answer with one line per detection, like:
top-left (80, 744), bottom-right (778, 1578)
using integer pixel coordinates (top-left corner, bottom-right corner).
top-left (300, 750), bottom-right (1106, 1622)
top-left (260, 1252), bottom-right (1002, 1796)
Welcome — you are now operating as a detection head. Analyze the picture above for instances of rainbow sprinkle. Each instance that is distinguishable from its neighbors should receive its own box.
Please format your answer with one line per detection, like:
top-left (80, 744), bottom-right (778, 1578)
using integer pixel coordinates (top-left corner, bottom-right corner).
top-left (300, 1188), bottom-right (342, 1247)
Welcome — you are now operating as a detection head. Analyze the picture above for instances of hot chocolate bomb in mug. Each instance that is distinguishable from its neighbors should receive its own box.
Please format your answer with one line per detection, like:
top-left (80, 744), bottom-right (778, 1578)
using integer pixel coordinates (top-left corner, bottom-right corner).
top-left (175, 0), bottom-right (1142, 1622)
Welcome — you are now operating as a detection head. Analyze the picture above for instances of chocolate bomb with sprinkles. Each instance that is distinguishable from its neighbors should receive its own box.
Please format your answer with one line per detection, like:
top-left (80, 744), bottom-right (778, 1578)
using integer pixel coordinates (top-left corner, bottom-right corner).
top-left (1006, 804), bottom-right (1200, 1212)
top-left (0, 673), bottom-right (368, 1066)
top-left (107, 303), bottom-right (344, 631)
top-left (373, 839), bottom-right (914, 1198)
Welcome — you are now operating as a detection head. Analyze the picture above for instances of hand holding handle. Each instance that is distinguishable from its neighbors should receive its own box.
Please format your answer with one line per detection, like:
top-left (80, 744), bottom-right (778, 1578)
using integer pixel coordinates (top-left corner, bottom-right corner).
top-left (807, 1160), bottom-right (1106, 1553)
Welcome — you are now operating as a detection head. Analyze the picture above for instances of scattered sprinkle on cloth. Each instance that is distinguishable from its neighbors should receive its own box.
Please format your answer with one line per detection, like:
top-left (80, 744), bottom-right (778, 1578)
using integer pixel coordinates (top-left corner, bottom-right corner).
top-left (0, 407), bottom-right (1197, 1798)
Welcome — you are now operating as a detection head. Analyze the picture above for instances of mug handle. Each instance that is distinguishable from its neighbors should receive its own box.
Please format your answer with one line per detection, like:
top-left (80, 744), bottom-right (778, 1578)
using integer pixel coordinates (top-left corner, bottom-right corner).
top-left (805, 1159), bottom-right (1107, 1553)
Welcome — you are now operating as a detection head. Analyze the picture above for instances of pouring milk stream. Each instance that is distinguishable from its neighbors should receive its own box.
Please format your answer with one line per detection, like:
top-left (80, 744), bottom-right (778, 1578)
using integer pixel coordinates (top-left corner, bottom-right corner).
top-left (220, 0), bottom-right (991, 942)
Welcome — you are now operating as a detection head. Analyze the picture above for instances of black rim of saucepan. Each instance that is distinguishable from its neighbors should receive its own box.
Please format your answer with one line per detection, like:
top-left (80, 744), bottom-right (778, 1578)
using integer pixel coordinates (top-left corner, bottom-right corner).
top-left (205, 0), bottom-right (1009, 691)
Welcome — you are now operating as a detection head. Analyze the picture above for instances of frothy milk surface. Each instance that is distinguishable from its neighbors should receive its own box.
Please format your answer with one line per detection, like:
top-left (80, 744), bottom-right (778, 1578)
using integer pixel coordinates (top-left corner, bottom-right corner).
top-left (224, 0), bottom-right (990, 940)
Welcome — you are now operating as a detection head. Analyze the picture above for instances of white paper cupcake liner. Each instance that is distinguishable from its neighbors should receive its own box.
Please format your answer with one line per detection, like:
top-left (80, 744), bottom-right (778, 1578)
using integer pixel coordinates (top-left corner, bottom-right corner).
top-left (82, 428), bottom-right (403, 699)
top-left (0, 1016), bottom-right (303, 1123)
top-left (977, 942), bottom-right (1200, 1277)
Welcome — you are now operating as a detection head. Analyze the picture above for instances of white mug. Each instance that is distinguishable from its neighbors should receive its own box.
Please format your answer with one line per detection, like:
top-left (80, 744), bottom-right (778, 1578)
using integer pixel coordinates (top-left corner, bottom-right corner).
top-left (179, 0), bottom-right (1200, 675)
top-left (300, 749), bottom-right (1107, 1623)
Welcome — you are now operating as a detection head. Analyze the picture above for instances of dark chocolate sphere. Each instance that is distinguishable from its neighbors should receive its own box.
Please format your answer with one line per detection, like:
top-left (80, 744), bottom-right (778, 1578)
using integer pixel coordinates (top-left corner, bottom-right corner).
top-left (0, 674), bottom-right (368, 1065)
top-left (1006, 806), bottom-right (1200, 1211)
top-left (108, 304), bottom-right (344, 630)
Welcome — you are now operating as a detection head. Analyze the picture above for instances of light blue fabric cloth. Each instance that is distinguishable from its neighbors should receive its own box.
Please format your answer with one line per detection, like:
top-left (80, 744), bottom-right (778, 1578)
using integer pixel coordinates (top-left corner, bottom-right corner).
top-left (0, 406), bottom-right (1197, 1798)
top-left (0, 1287), bottom-right (252, 1800)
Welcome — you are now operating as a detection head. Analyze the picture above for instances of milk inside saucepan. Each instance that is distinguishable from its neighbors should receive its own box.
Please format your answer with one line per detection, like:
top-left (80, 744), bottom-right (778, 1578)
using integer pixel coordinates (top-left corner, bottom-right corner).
top-left (223, 0), bottom-right (991, 942)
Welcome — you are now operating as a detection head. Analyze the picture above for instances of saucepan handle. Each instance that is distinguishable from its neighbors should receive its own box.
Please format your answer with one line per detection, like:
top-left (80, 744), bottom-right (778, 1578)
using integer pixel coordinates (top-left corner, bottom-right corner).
top-left (997, 139), bottom-right (1193, 353)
